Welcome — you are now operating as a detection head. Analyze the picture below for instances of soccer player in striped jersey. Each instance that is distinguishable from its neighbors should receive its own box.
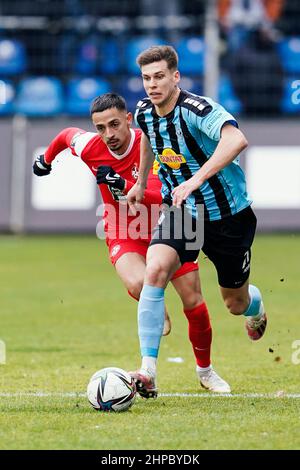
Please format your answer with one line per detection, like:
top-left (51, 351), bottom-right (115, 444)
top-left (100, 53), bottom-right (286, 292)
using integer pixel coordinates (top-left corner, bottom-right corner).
top-left (127, 45), bottom-right (267, 397)
top-left (33, 93), bottom-right (230, 395)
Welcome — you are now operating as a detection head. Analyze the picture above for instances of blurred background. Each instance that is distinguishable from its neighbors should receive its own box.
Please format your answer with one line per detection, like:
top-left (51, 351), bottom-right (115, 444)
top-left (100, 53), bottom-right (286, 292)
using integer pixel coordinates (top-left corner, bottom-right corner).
top-left (0, 0), bottom-right (299, 233)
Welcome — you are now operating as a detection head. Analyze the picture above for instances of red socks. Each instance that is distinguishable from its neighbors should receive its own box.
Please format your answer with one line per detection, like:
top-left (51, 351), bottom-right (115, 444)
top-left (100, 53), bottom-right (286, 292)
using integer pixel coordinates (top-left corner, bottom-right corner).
top-left (184, 302), bottom-right (212, 368)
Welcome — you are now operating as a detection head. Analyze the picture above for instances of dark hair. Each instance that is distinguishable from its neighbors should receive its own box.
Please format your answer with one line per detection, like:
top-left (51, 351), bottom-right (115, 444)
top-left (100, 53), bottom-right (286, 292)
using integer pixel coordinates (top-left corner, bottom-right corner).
top-left (136, 45), bottom-right (178, 71)
top-left (90, 93), bottom-right (127, 115)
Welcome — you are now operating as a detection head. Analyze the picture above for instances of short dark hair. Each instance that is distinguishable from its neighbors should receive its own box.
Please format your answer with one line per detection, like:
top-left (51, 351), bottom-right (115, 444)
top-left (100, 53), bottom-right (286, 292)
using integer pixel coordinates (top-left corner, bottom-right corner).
top-left (90, 93), bottom-right (127, 115)
top-left (136, 45), bottom-right (178, 71)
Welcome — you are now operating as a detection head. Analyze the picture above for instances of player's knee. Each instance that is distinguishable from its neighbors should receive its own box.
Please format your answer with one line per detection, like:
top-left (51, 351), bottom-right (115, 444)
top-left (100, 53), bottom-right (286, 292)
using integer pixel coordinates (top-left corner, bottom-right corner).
top-left (126, 278), bottom-right (143, 300)
top-left (224, 296), bottom-right (248, 315)
top-left (182, 293), bottom-right (203, 310)
top-left (145, 262), bottom-right (169, 287)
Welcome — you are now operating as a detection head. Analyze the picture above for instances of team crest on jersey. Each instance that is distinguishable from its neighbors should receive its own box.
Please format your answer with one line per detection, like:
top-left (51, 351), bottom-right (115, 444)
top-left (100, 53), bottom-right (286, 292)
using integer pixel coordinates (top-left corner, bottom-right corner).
top-left (176, 128), bottom-right (184, 140)
top-left (158, 148), bottom-right (186, 170)
top-left (131, 163), bottom-right (139, 179)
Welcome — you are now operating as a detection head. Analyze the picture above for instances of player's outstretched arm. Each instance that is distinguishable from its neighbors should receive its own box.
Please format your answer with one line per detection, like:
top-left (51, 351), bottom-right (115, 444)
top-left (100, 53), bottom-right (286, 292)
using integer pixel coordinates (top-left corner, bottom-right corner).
top-left (32, 127), bottom-right (85, 176)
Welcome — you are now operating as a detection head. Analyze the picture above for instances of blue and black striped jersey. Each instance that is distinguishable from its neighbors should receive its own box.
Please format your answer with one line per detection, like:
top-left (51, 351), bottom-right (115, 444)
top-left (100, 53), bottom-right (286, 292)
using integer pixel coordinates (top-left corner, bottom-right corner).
top-left (135, 89), bottom-right (251, 221)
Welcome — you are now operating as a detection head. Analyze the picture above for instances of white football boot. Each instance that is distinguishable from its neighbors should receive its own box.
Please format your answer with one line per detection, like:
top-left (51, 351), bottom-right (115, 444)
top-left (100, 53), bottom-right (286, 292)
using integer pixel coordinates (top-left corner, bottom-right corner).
top-left (196, 366), bottom-right (231, 393)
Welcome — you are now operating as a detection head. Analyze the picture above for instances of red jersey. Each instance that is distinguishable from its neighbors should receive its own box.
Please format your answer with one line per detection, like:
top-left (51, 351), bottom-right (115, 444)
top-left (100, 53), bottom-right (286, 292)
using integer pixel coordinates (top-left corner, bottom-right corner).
top-left (44, 127), bottom-right (162, 241)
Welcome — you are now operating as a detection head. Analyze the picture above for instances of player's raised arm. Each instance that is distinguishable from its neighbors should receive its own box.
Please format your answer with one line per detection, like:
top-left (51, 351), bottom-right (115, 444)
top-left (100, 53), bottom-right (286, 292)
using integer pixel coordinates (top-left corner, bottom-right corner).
top-left (127, 132), bottom-right (155, 211)
top-left (32, 127), bottom-right (85, 176)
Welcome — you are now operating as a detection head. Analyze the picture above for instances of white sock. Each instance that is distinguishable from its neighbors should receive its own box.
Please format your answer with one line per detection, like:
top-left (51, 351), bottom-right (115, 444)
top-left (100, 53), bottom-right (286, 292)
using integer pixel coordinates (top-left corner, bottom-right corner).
top-left (197, 364), bottom-right (212, 375)
top-left (141, 356), bottom-right (157, 376)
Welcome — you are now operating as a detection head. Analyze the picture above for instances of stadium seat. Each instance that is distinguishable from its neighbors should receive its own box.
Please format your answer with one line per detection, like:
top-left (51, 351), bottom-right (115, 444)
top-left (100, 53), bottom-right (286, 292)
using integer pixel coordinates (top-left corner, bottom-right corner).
top-left (281, 77), bottom-right (300, 114)
top-left (176, 36), bottom-right (204, 75)
top-left (117, 76), bottom-right (145, 112)
top-left (74, 36), bottom-right (99, 75)
top-left (0, 79), bottom-right (15, 115)
top-left (218, 74), bottom-right (243, 114)
top-left (99, 38), bottom-right (121, 75)
top-left (180, 76), bottom-right (203, 96)
top-left (15, 77), bottom-right (63, 116)
top-left (277, 37), bottom-right (300, 74)
top-left (124, 36), bottom-right (164, 75)
top-left (66, 77), bottom-right (111, 115)
top-left (0, 38), bottom-right (27, 75)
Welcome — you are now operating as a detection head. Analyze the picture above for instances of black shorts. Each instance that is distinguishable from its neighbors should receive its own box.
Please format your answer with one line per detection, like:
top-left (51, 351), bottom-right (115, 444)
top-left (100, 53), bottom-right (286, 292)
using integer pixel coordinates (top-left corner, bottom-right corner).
top-left (150, 205), bottom-right (257, 289)
top-left (203, 206), bottom-right (257, 289)
top-left (149, 205), bottom-right (201, 264)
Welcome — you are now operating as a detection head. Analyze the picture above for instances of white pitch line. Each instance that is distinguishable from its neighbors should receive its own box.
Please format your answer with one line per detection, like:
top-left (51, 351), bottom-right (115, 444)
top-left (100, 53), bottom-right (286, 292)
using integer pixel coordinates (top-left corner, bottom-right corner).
top-left (160, 393), bottom-right (300, 398)
top-left (1, 392), bottom-right (300, 398)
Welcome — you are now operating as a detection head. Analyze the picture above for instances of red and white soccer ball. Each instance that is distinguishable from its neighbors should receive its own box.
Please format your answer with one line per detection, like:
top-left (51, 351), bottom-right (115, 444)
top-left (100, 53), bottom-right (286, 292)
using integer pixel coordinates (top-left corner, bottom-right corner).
top-left (87, 367), bottom-right (136, 412)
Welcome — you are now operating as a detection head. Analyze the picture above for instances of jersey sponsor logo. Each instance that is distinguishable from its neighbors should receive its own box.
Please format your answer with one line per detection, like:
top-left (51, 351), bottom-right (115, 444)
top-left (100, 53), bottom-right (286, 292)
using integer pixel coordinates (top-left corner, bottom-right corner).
top-left (206, 112), bottom-right (224, 131)
top-left (131, 163), bottom-right (139, 179)
top-left (158, 148), bottom-right (186, 170)
top-left (152, 160), bottom-right (160, 175)
top-left (111, 244), bottom-right (121, 257)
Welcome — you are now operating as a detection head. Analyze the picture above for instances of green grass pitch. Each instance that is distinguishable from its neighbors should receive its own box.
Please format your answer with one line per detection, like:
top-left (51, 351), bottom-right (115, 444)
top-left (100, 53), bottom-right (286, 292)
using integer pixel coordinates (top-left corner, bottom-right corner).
top-left (0, 234), bottom-right (299, 450)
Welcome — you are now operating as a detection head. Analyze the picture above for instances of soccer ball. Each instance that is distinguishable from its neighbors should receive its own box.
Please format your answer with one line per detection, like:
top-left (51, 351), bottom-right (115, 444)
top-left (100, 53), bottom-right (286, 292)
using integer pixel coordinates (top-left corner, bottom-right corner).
top-left (87, 367), bottom-right (136, 412)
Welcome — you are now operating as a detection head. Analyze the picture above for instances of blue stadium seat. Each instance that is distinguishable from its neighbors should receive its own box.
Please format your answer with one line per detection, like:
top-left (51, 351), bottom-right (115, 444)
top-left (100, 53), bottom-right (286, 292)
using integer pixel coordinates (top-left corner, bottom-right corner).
top-left (218, 74), bottom-right (243, 114)
top-left (176, 37), bottom-right (204, 75)
top-left (277, 37), bottom-right (300, 74)
top-left (74, 36), bottom-right (99, 75)
top-left (15, 77), bottom-right (63, 116)
top-left (124, 36), bottom-right (164, 75)
top-left (0, 39), bottom-right (27, 75)
top-left (180, 76), bottom-right (203, 96)
top-left (99, 38), bottom-right (121, 74)
top-left (0, 79), bottom-right (15, 115)
top-left (66, 77), bottom-right (111, 115)
top-left (281, 77), bottom-right (300, 114)
top-left (117, 76), bottom-right (145, 112)
top-left (74, 37), bottom-right (121, 75)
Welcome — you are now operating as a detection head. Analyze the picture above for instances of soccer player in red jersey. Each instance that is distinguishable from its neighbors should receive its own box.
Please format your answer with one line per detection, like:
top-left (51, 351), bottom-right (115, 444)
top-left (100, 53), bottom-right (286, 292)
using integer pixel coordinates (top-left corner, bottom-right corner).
top-left (33, 93), bottom-right (230, 395)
